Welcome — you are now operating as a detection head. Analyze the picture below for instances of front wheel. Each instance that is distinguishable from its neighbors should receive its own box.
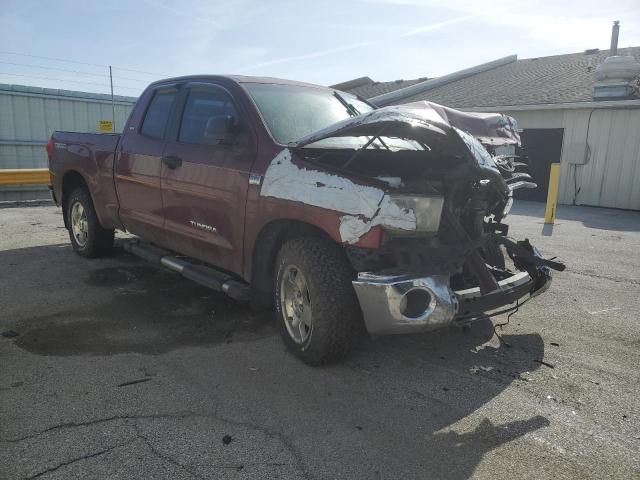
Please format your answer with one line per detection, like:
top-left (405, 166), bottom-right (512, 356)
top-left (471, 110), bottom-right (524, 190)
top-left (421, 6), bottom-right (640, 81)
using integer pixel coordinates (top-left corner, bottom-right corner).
top-left (66, 187), bottom-right (114, 258)
top-left (274, 237), bottom-right (363, 365)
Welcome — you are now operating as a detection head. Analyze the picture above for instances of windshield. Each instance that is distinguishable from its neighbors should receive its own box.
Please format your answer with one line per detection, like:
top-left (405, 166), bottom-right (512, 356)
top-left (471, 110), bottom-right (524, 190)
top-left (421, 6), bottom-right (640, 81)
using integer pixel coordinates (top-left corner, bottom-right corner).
top-left (243, 83), bottom-right (374, 144)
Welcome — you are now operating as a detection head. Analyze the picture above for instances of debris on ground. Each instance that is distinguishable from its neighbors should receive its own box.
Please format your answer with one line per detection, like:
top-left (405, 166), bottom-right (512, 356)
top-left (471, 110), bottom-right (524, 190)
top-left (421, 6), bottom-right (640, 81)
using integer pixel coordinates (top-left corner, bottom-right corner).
top-left (117, 378), bottom-right (153, 387)
top-left (534, 359), bottom-right (555, 369)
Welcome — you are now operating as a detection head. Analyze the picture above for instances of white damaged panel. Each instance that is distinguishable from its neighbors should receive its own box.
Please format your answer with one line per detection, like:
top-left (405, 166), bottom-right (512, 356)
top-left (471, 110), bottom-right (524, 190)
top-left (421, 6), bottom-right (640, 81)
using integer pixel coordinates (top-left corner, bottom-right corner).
top-left (339, 196), bottom-right (416, 244)
top-left (261, 149), bottom-right (383, 217)
top-left (260, 149), bottom-right (417, 243)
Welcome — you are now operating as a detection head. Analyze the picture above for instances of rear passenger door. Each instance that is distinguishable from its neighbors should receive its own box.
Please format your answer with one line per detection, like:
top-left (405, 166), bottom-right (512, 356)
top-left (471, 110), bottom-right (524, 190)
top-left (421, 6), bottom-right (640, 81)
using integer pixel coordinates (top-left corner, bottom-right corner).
top-left (160, 82), bottom-right (256, 274)
top-left (115, 85), bottom-right (178, 245)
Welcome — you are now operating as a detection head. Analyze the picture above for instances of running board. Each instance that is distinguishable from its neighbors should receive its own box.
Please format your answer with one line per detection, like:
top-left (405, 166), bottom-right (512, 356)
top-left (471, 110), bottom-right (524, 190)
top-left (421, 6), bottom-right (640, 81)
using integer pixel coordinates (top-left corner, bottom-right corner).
top-left (122, 240), bottom-right (250, 301)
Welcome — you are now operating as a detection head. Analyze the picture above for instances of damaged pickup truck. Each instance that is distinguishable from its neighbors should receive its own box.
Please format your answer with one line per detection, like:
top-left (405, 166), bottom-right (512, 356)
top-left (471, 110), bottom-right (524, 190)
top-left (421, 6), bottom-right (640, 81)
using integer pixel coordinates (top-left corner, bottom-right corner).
top-left (47, 75), bottom-right (564, 365)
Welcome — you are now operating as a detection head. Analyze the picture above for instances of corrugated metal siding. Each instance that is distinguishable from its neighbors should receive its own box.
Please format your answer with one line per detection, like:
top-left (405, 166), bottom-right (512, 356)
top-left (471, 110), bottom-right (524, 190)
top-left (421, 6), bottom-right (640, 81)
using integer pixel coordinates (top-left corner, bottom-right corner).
top-left (502, 107), bottom-right (640, 210)
top-left (0, 84), bottom-right (136, 202)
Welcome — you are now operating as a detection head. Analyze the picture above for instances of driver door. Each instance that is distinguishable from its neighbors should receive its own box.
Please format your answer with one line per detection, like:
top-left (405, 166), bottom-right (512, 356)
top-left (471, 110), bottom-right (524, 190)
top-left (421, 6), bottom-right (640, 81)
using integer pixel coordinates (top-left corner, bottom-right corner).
top-left (160, 83), bottom-right (255, 275)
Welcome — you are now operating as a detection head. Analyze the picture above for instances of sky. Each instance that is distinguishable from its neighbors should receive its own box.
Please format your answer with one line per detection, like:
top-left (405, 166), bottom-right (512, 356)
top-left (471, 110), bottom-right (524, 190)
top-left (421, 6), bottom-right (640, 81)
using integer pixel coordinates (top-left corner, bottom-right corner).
top-left (1, 0), bottom-right (639, 97)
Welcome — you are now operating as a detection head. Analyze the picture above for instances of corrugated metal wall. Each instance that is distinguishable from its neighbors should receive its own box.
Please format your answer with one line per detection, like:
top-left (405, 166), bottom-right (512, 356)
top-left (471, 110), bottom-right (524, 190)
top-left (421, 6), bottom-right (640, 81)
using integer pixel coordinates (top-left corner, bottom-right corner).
top-left (503, 106), bottom-right (640, 210)
top-left (0, 84), bottom-right (136, 202)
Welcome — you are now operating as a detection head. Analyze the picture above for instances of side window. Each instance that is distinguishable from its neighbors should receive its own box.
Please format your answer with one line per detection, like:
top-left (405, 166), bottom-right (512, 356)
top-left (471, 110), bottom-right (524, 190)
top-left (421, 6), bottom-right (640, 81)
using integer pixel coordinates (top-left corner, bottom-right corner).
top-left (140, 89), bottom-right (176, 139)
top-left (179, 88), bottom-right (238, 145)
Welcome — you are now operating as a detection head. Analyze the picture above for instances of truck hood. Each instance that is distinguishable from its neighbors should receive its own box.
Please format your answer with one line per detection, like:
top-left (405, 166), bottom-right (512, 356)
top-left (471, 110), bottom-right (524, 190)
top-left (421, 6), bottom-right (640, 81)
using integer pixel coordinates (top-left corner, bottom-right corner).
top-left (290, 101), bottom-right (521, 149)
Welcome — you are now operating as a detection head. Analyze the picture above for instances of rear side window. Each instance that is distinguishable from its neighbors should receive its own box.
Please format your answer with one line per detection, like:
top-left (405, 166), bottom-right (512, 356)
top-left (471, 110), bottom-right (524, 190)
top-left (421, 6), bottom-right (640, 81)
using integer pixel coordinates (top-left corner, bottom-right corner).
top-left (179, 88), bottom-right (238, 145)
top-left (140, 89), bottom-right (176, 139)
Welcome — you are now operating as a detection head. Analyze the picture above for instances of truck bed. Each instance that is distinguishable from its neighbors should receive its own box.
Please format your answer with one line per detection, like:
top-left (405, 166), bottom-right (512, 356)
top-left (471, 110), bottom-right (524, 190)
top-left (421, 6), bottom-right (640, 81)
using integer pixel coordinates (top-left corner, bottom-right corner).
top-left (49, 131), bottom-right (121, 180)
top-left (50, 132), bottom-right (121, 160)
top-left (48, 131), bottom-right (122, 230)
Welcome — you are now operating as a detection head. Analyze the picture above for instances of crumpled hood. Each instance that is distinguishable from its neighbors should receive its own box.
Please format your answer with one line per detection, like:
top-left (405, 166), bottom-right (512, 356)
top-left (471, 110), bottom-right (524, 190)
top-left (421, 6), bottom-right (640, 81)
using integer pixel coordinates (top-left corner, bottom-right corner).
top-left (290, 101), bottom-right (521, 149)
top-left (401, 101), bottom-right (521, 147)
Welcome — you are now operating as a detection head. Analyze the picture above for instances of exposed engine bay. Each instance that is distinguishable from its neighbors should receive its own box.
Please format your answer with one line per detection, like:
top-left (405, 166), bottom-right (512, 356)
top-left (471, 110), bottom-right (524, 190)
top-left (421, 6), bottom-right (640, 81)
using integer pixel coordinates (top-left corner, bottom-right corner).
top-left (285, 101), bottom-right (565, 307)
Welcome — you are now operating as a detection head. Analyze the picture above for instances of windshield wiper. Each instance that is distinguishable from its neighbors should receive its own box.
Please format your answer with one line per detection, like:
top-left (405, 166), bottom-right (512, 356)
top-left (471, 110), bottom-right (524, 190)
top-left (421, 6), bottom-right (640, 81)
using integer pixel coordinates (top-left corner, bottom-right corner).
top-left (333, 91), bottom-right (389, 152)
top-left (333, 91), bottom-right (360, 117)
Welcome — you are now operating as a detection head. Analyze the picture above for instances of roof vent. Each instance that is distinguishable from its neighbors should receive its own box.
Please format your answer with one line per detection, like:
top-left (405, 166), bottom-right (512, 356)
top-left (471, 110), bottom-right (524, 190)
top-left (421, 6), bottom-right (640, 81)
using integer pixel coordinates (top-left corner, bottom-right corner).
top-left (593, 22), bottom-right (640, 100)
top-left (584, 48), bottom-right (600, 55)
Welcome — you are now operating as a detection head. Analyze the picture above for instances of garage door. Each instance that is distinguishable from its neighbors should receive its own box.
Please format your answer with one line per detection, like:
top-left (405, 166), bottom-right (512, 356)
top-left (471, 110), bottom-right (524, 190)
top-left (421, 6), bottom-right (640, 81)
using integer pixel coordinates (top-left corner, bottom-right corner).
top-left (515, 128), bottom-right (564, 202)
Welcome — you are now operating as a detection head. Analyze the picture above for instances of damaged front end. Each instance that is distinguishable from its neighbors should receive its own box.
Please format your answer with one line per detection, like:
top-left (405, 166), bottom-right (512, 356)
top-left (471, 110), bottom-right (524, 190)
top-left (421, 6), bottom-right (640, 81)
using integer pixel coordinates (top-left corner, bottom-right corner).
top-left (286, 101), bottom-right (565, 336)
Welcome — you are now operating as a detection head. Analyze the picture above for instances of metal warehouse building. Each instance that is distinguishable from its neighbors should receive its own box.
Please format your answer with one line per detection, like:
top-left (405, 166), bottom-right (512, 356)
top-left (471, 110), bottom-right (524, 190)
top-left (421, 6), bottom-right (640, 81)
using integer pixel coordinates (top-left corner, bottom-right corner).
top-left (0, 84), bottom-right (136, 202)
top-left (335, 43), bottom-right (640, 211)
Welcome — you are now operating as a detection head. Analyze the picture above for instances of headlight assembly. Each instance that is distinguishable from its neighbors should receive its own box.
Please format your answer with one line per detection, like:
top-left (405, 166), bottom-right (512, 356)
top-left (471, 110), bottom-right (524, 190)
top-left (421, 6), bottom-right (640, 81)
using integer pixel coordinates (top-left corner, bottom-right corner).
top-left (386, 194), bottom-right (444, 235)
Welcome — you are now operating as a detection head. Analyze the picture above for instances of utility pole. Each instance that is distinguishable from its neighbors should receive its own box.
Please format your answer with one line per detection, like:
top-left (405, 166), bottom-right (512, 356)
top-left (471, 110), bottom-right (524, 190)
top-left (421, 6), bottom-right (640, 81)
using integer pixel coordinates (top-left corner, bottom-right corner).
top-left (109, 65), bottom-right (116, 132)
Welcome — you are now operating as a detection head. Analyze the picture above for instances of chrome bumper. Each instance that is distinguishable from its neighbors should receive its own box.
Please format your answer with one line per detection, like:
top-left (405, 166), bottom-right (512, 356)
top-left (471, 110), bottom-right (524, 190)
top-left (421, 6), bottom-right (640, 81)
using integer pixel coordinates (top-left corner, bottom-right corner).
top-left (352, 266), bottom-right (552, 337)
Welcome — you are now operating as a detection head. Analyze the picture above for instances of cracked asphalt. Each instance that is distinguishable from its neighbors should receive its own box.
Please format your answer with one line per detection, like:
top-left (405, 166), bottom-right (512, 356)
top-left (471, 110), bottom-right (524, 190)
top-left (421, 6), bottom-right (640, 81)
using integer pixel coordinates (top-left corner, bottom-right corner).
top-left (1, 201), bottom-right (639, 479)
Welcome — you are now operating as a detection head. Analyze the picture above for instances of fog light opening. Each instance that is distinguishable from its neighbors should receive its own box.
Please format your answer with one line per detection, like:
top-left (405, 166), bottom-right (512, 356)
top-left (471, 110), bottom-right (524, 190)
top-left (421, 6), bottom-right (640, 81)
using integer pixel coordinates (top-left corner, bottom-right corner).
top-left (400, 289), bottom-right (433, 319)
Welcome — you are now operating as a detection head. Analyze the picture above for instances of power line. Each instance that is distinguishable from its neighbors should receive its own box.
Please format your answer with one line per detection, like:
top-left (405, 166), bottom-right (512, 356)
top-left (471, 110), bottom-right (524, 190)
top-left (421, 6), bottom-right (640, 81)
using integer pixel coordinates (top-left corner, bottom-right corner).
top-left (0, 60), bottom-right (159, 84)
top-left (0, 50), bottom-right (105, 68)
top-left (0, 72), bottom-right (142, 91)
top-left (112, 74), bottom-right (157, 84)
top-left (0, 71), bottom-right (108, 87)
top-left (0, 60), bottom-right (108, 78)
top-left (0, 50), bottom-right (175, 78)
top-left (112, 65), bottom-right (168, 77)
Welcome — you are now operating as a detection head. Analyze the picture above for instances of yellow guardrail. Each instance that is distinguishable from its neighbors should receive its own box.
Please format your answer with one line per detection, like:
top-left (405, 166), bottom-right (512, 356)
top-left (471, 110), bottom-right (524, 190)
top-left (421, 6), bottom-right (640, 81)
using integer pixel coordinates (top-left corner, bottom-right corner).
top-left (0, 169), bottom-right (51, 186)
top-left (544, 163), bottom-right (561, 224)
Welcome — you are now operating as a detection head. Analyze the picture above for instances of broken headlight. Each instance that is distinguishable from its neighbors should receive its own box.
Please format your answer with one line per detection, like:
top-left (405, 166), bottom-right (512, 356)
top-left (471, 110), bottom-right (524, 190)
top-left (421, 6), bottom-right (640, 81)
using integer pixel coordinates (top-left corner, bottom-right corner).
top-left (387, 194), bottom-right (444, 235)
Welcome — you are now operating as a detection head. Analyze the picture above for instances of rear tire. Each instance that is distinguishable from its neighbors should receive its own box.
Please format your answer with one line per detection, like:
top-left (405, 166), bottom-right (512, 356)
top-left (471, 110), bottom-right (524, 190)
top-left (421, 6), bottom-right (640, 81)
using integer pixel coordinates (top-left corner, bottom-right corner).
top-left (274, 237), bottom-right (363, 365)
top-left (66, 187), bottom-right (114, 258)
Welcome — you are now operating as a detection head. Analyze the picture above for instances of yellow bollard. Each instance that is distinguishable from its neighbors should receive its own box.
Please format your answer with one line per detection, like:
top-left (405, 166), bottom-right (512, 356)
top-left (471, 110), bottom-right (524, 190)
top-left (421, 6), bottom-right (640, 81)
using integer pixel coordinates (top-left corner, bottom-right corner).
top-left (544, 163), bottom-right (561, 224)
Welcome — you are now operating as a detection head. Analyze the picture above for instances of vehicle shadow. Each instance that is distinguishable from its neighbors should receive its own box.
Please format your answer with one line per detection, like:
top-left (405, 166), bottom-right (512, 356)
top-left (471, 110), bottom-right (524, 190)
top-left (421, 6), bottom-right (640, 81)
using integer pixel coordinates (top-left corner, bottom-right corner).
top-left (1, 243), bottom-right (276, 355)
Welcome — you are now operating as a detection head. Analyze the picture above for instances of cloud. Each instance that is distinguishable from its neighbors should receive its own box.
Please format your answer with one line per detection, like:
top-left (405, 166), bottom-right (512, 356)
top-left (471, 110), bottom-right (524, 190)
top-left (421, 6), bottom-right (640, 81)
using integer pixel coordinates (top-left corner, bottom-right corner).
top-left (239, 41), bottom-right (374, 72)
top-left (401, 15), bottom-right (473, 36)
top-left (362, 0), bottom-right (640, 48)
top-left (240, 14), bottom-right (473, 72)
top-left (140, 0), bottom-right (222, 27)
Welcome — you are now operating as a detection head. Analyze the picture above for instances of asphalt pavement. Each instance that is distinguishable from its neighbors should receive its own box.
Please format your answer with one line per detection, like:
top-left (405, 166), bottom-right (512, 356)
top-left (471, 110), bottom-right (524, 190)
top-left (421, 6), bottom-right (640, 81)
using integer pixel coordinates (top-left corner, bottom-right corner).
top-left (1, 201), bottom-right (639, 479)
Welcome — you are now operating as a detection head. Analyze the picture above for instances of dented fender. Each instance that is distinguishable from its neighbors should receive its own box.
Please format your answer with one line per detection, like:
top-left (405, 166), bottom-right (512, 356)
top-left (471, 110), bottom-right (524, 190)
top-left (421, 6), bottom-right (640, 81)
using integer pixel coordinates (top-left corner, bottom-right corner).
top-left (259, 149), bottom-right (421, 244)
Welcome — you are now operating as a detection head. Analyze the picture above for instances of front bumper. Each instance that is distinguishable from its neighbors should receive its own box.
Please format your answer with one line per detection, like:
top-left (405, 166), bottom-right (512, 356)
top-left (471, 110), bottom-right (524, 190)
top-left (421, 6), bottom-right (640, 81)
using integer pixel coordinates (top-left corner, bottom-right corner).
top-left (352, 264), bottom-right (552, 337)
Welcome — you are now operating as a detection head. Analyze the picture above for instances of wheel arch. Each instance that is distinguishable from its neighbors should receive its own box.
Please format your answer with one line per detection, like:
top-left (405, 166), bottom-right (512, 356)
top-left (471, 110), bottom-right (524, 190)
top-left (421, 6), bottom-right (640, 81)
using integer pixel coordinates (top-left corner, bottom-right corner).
top-left (61, 170), bottom-right (90, 228)
top-left (250, 219), bottom-right (335, 299)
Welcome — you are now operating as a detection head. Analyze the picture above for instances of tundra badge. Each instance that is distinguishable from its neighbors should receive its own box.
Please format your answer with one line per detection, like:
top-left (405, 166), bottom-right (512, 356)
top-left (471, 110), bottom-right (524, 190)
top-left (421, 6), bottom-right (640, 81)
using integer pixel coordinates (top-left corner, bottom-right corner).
top-left (189, 220), bottom-right (217, 233)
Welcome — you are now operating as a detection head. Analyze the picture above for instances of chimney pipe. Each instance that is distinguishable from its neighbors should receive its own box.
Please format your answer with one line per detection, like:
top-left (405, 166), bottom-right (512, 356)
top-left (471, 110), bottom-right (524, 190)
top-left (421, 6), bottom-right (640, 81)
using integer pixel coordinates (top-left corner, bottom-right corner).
top-left (610, 20), bottom-right (620, 56)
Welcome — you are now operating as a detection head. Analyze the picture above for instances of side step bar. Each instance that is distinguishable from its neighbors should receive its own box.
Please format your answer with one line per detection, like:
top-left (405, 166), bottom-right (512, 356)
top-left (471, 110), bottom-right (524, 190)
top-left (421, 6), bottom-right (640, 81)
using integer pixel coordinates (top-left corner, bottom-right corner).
top-left (122, 240), bottom-right (250, 301)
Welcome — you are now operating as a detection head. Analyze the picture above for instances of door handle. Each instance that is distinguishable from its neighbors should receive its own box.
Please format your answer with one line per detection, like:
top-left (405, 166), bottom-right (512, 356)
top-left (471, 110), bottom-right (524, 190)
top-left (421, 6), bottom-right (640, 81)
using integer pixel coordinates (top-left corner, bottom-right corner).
top-left (162, 155), bottom-right (183, 169)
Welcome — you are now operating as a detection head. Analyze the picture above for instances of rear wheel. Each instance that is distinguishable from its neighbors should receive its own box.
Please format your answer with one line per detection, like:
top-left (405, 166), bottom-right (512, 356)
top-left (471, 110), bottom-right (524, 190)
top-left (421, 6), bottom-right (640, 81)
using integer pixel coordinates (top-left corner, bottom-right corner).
top-left (66, 187), bottom-right (114, 258)
top-left (274, 237), bottom-right (363, 365)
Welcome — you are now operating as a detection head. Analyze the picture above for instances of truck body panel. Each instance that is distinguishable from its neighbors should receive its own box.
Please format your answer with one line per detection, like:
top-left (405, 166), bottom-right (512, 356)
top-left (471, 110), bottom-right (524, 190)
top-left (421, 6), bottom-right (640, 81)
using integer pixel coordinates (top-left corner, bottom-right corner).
top-left (49, 131), bottom-right (122, 229)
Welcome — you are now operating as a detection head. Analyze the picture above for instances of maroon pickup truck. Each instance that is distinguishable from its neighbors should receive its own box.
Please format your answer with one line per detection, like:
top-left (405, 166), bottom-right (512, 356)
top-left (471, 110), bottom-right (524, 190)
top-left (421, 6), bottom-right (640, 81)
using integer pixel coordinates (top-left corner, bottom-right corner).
top-left (47, 75), bottom-right (563, 364)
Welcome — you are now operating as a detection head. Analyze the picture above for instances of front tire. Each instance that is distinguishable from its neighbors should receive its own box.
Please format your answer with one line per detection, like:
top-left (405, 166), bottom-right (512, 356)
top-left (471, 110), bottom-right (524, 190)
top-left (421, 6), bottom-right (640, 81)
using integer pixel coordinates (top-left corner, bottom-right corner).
top-left (66, 187), bottom-right (114, 258)
top-left (274, 237), bottom-right (363, 365)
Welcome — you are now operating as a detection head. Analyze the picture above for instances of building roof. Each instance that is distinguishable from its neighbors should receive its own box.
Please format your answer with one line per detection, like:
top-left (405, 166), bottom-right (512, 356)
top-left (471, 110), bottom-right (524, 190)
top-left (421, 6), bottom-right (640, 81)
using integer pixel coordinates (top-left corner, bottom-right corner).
top-left (0, 83), bottom-right (138, 103)
top-left (330, 76), bottom-right (427, 99)
top-left (335, 47), bottom-right (640, 108)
